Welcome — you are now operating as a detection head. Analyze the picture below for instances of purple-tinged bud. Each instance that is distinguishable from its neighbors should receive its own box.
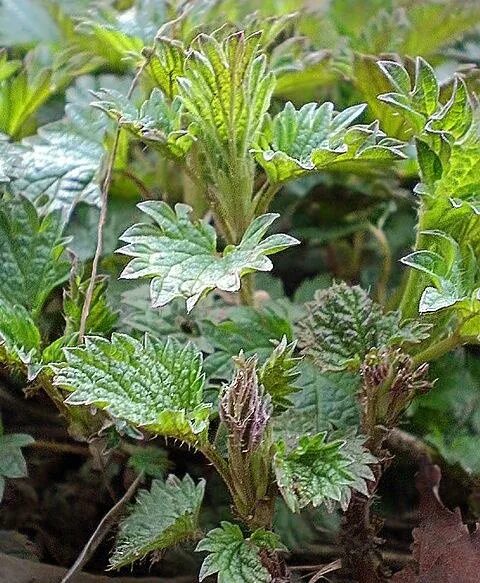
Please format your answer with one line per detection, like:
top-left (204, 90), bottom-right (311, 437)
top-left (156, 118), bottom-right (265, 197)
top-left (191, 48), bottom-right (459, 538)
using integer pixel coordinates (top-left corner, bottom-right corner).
top-left (220, 355), bottom-right (272, 452)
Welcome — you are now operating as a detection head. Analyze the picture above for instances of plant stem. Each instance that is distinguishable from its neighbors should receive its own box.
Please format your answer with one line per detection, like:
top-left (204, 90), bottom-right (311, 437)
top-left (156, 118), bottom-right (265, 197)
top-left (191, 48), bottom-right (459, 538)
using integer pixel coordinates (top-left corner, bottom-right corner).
top-left (411, 332), bottom-right (462, 367)
top-left (78, 56), bottom-right (152, 341)
top-left (253, 182), bottom-right (281, 217)
top-left (369, 224), bottom-right (392, 306)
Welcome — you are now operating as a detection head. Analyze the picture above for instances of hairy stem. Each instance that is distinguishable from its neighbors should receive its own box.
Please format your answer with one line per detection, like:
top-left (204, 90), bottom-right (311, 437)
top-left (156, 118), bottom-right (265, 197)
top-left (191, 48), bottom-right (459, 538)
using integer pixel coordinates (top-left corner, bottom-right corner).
top-left (369, 224), bottom-right (392, 306)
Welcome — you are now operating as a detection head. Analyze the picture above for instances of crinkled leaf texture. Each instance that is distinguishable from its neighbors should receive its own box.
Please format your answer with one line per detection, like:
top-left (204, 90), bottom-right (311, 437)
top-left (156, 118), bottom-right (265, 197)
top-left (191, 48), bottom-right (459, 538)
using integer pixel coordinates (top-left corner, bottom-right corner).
top-left (254, 101), bottom-right (405, 184)
top-left (0, 196), bottom-right (70, 316)
top-left (392, 463), bottom-right (480, 583)
top-left (298, 282), bottom-right (429, 372)
top-left (118, 202), bottom-right (299, 312)
top-left (178, 31), bottom-right (275, 161)
top-left (55, 333), bottom-right (211, 443)
top-left (274, 432), bottom-right (375, 513)
top-left (8, 103), bottom-right (108, 218)
top-left (110, 474), bottom-right (205, 569)
top-left (0, 432), bottom-right (34, 501)
top-left (196, 521), bottom-right (285, 583)
top-left (92, 88), bottom-right (193, 159)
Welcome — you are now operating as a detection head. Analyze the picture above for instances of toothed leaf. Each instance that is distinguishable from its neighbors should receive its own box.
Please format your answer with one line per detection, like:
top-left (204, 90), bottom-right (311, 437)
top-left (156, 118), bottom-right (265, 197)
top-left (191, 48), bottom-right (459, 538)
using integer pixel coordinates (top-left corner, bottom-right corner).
top-left (254, 101), bottom-right (405, 184)
top-left (298, 282), bottom-right (429, 372)
top-left (274, 432), bottom-right (375, 513)
top-left (196, 522), bottom-right (283, 583)
top-left (0, 299), bottom-right (41, 368)
top-left (118, 202), bottom-right (298, 312)
top-left (0, 196), bottom-right (69, 316)
top-left (92, 88), bottom-right (193, 160)
top-left (0, 431), bottom-right (34, 502)
top-left (110, 474), bottom-right (205, 569)
top-left (55, 333), bottom-right (211, 443)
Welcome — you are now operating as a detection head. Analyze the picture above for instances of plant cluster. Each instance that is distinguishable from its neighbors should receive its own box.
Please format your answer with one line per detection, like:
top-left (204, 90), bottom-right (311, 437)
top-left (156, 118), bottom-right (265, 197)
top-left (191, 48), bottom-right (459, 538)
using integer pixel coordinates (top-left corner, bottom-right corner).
top-left (1, 1), bottom-right (480, 582)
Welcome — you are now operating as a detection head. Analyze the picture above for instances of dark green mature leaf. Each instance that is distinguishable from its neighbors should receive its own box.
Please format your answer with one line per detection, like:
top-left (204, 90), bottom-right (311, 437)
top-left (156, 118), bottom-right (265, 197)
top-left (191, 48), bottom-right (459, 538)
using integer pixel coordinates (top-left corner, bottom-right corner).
top-left (411, 349), bottom-right (480, 474)
top-left (111, 474), bottom-right (205, 568)
top-left (274, 432), bottom-right (375, 512)
top-left (92, 87), bottom-right (193, 159)
top-left (298, 282), bottom-right (429, 372)
top-left (55, 333), bottom-right (211, 443)
top-left (254, 101), bottom-right (405, 184)
top-left (0, 299), bottom-right (41, 368)
top-left (273, 363), bottom-right (360, 438)
top-left (0, 196), bottom-right (69, 316)
top-left (0, 432), bottom-right (34, 501)
top-left (202, 303), bottom-right (294, 379)
top-left (118, 202), bottom-right (298, 312)
top-left (196, 521), bottom-right (285, 583)
top-left (9, 102), bottom-right (108, 218)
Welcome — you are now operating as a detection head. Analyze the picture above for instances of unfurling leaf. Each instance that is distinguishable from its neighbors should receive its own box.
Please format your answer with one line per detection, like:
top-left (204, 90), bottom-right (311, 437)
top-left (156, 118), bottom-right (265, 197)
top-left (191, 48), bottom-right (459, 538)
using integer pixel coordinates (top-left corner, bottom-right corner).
top-left (0, 196), bottom-right (70, 316)
top-left (118, 202), bottom-right (299, 312)
top-left (55, 333), bottom-right (211, 443)
top-left (298, 282), bottom-right (429, 372)
top-left (259, 336), bottom-right (301, 411)
top-left (254, 101), bottom-right (405, 184)
top-left (274, 432), bottom-right (375, 513)
top-left (92, 88), bottom-right (193, 159)
top-left (110, 474), bottom-right (205, 569)
top-left (196, 521), bottom-right (285, 583)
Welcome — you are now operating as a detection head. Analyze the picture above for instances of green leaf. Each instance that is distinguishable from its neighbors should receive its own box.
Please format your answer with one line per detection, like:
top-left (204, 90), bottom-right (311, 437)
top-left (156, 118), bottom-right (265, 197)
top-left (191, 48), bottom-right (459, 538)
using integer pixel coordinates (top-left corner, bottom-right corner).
top-left (127, 445), bottom-right (170, 479)
top-left (77, 0), bottom-right (166, 71)
top-left (0, 196), bottom-right (70, 316)
top-left (258, 336), bottom-right (301, 411)
top-left (9, 102), bottom-right (108, 218)
top-left (0, 432), bottom-right (34, 501)
top-left (63, 274), bottom-right (118, 337)
top-left (55, 333), bottom-right (211, 443)
top-left (201, 303), bottom-right (294, 379)
top-left (111, 474), bottom-right (205, 569)
top-left (411, 349), bottom-right (480, 475)
top-left (178, 31), bottom-right (275, 162)
top-left (92, 87), bottom-right (193, 159)
top-left (0, 299), bottom-right (41, 368)
top-left (254, 101), bottom-right (405, 184)
top-left (196, 521), bottom-right (283, 583)
top-left (118, 202), bottom-right (299, 312)
top-left (401, 231), bottom-right (480, 325)
top-left (0, 50), bottom-right (54, 138)
top-left (274, 432), bottom-right (375, 512)
top-left (273, 362), bottom-right (360, 439)
top-left (298, 282), bottom-right (429, 372)
top-left (145, 36), bottom-right (186, 100)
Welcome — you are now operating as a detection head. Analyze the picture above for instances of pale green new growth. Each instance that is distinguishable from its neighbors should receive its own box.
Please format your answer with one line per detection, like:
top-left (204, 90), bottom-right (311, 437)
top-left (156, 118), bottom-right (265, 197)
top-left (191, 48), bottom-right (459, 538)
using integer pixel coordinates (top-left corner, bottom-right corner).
top-left (55, 333), bottom-right (211, 443)
top-left (0, 196), bottom-right (70, 316)
top-left (298, 282), bottom-right (428, 371)
top-left (118, 202), bottom-right (298, 312)
top-left (402, 230), bottom-right (480, 318)
top-left (254, 101), bottom-right (405, 184)
top-left (0, 299), bottom-right (41, 367)
top-left (92, 88), bottom-right (193, 159)
top-left (111, 474), bottom-right (205, 568)
top-left (274, 433), bottom-right (375, 513)
top-left (196, 521), bottom-right (284, 583)
top-left (259, 336), bottom-right (301, 411)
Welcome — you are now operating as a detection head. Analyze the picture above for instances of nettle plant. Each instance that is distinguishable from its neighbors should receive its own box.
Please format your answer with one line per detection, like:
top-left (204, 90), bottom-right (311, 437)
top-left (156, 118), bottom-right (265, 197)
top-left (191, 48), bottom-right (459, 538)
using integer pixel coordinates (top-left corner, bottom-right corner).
top-left (1, 9), bottom-right (480, 582)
